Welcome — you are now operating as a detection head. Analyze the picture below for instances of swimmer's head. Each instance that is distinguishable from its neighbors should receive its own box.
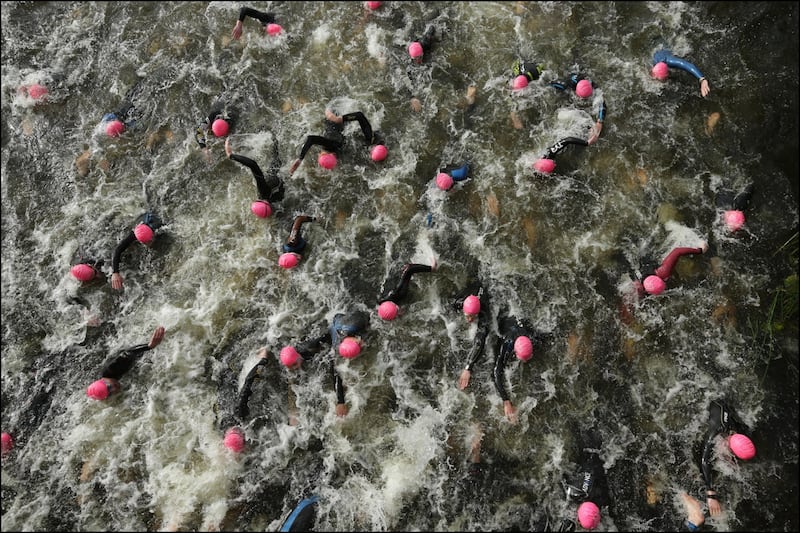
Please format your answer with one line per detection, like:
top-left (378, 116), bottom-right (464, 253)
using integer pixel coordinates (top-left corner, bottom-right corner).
top-left (27, 83), bottom-right (48, 100)
top-left (338, 337), bottom-right (362, 359)
top-left (651, 61), bottom-right (669, 81)
top-left (463, 295), bottom-right (481, 319)
top-left (278, 252), bottom-right (301, 269)
top-left (71, 263), bottom-right (98, 282)
top-left (533, 158), bottom-right (555, 174)
top-left (371, 144), bottom-right (388, 162)
top-left (134, 223), bottom-right (155, 245)
top-left (1, 432), bottom-right (14, 455)
top-left (280, 346), bottom-right (301, 367)
top-left (435, 172), bottom-right (454, 191)
top-left (251, 200), bottom-right (273, 219)
top-left (577, 501), bottom-right (601, 530)
top-left (408, 42), bottom-right (423, 59)
top-left (378, 301), bottom-right (399, 321)
top-left (575, 79), bottom-right (593, 98)
top-left (86, 378), bottom-right (116, 400)
top-left (105, 119), bottom-right (125, 137)
top-left (512, 75), bottom-right (529, 91)
top-left (318, 152), bottom-right (338, 170)
top-left (643, 275), bottom-right (666, 295)
top-left (514, 336), bottom-right (533, 361)
top-left (366, 1), bottom-right (381, 9)
top-left (211, 119), bottom-right (229, 137)
top-left (266, 23), bottom-right (282, 36)
top-left (723, 210), bottom-right (745, 232)
top-left (223, 427), bottom-right (245, 453)
top-left (728, 433), bottom-right (756, 460)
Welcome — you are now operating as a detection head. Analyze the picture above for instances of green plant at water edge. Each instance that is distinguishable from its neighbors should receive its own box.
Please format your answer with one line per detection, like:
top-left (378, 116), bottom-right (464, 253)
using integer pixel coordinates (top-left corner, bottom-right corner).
top-left (749, 232), bottom-right (799, 385)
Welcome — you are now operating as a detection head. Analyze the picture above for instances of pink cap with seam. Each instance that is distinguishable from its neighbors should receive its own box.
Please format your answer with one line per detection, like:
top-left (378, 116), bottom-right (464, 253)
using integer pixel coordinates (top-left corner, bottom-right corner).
top-left (87, 379), bottom-right (110, 400)
top-left (339, 337), bottom-right (362, 359)
top-left (643, 275), bottom-right (666, 295)
top-left (378, 301), bottom-right (399, 321)
top-left (408, 42), bottom-right (423, 59)
top-left (223, 427), bottom-right (245, 453)
top-left (318, 152), bottom-right (337, 170)
top-left (577, 501), bottom-right (601, 529)
top-left (514, 336), bottom-right (533, 361)
top-left (533, 158), bottom-right (555, 174)
top-left (728, 433), bottom-right (756, 460)
top-left (105, 120), bottom-right (125, 137)
top-left (724, 210), bottom-right (745, 232)
top-left (280, 346), bottom-right (300, 367)
top-left (71, 263), bottom-right (97, 282)
top-left (212, 119), bottom-right (229, 137)
top-left (134, 224), bottom-right (154, 244)
top-left (463, 295), bottom-right (481, 315)
top-left (652, 61), bottom-right (669, 80)
top-left (251, 200), bottom-right (273, 218)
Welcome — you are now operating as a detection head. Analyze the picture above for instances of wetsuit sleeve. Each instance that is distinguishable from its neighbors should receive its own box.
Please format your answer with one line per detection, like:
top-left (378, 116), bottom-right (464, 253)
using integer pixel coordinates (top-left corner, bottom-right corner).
top-left (111, 232), bottom-right (137, 273)
top-left (464, 319), bottom-right (490, 371)
top-left (331, 360), bottom-right (346, 404)
top-left (664, 56), bottom-right (705, 80)
top-left (100, 343), bottom-right (152, 380)
top-left (297, 135), bottom-right (342, 161)
top-left (544, 137), bottom-right (589, 159)
top-left (379, 263), bottom-right (433, 304)
top-left (596, 98), bottom-right (607, 123)
top-left (340, 112), bottom-right (375, 145)
top-left (733, 183), bottom-right (754, 211)
top-left (296, 328), bottom-right (332, 361)
top-left (229, 153), bottom-right (273, 200)
top-left (492, 340), bottom-right (514, 401)
top-left (653, 247), bottom-right (704, 280)
top-left (238, 6), bottom-right (276, 25)
top-left (236, 357), bottom-right (269, 420)
top-left (700, 425), bottom-right (718, 490)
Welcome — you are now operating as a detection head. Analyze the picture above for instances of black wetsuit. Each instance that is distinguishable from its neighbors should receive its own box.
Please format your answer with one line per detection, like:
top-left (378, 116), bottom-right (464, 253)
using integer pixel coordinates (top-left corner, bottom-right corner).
top-left (699, 399), bottom-right (750, 494)
top-left (99, 342), bottom-right (155, 380)
top-left (295, 310), bottom-right (370, 405)
top-left (513, 59), bottom-right (545, 82)
top-left (378, 263), bottom-right (435, 305)
top-left (230, 138), bottom-right (285, 203)
top-left (237, 6), bottom-right (277, 27)
top-left (561, 430), bottom-right (610, 531)
top-left (111, 212), bottom-right (163, 276)
top-left (235, 356), bottom-right (270, 421)
top-left (283, 216), bottom-right (315, 254)
top-left (492, 314), bottom-right (540, 402)
top-left (451, 281), bottom-right (491, 373)
top-left (296, 112), bottom-right (378, 162)
top-left (195, 102), bottom-right (237, 148)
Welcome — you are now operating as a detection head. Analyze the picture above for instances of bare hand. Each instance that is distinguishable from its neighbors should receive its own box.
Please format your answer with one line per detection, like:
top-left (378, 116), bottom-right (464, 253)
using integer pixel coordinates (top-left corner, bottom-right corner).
top-left (148, 326), bottom-right (166, 349)
top-left (410, 98), bottom-right (422, 113)
top-left (224, 138), bottom-right (233, 158)
top-left (232, 20), bottom-right (243, 40)
top-left (707, 495), bottom-right (722, 516)
top-left (325, 109), bottom-right (343, 124)
top-left (289, 159), bottom-right (301, 175)
top-left (257, 347), bottom-right (268, 359)
top-left (203, 147), bottom-right (212, 165)
top-left (111, 272), bottom-right (124, 290)
top-left (335, 403), bottom-right (348, 417)
top-left (503, 400), bottom-right (518, 424)
top-left (458, 369), bottom-right (471, 390)
top-left (587, 122), bottom-right (603, 145)
top-left (700, 78), bottom-right (710, 98)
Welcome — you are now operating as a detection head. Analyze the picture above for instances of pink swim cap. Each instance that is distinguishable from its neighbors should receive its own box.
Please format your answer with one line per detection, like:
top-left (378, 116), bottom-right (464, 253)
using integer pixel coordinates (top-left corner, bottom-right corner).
top-left (371, 144), bottom-right (388, 162)
top-left (318, 152), bottom-right (337, 170)
top-left (643, 275), bottom-right (666, 295)
top-left (28, 83), bottom-right (48, 100)
top-left (278, 252), bottom-right (300, 269)
top-left (378, 301), bottom-right (399, 321)
top-left (266, 23), bottom-right (282, 36)
top-left (436, 172), bottom-right (454, 191)
top-left (134, 223), bottom-right (154, 244)
top-left (280, 346), bottom-right (301, 367)
top-left (408, 42), bottom-right (424, 59)
top-left (105, 119), bottom-right (125, 137)
top-left (86, 379), bottom-right (110, 400)
top-left (724, 210), bottom-right (746, 232)
top-left (366, 1), bottom-right (381, 9)
top-left (251, 200), bottom-right (273, 218)
top-left (729, 433), bottom-right (756, 460)
top-left (652, 61), bottom-right (669, 81)
top-left (71, 263), bottom-right (97, 282)
top-left (211, 119), bottom-right (229, 137)
top-left (533, 158), bottom-right (555, 174)
top-left (463, 295), bottom-right (481, 315)
top-left (1, 432), bottom-right (12, 455)
top-left (512, 75), bottom-right (529, 91)
top-left (514, 336), bottom-right (533, 361)
top-left (577, 501), bottom-right (601, 530)
top-left (223, 427), bottom-right (245, 453)
top-left (339, 337), bottom-right (362, 359)
top-left (575, 79), bottom-right (593, 98)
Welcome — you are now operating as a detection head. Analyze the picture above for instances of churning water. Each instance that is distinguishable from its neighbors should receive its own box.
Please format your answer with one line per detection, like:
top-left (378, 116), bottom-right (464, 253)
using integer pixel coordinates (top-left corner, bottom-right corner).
top-left (2, 2), bottom-right (798, 532)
